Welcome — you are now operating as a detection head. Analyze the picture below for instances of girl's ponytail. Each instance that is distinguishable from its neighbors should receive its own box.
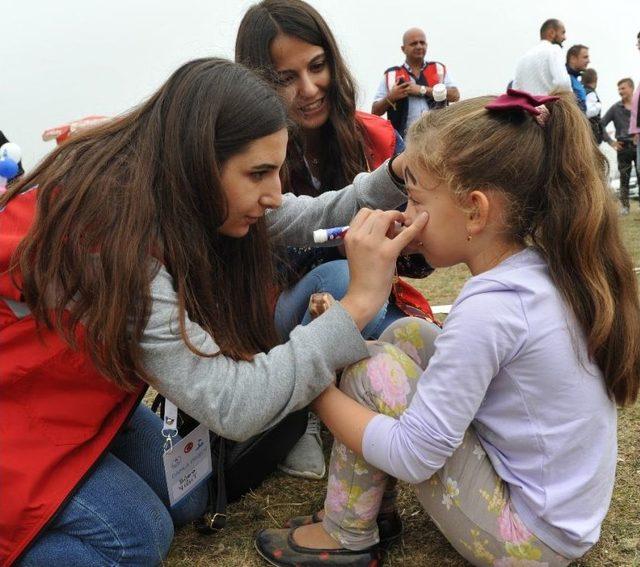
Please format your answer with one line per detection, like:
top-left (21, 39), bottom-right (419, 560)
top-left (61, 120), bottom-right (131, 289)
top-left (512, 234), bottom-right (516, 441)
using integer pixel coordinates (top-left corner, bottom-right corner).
top-left (532, 94), bottom-right (640, 406)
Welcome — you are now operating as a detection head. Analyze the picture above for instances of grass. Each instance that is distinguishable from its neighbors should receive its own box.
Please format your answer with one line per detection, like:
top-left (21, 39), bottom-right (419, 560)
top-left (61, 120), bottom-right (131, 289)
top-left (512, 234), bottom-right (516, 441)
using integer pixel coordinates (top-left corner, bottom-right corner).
top-left (165, 203), bottom-right (640, 566)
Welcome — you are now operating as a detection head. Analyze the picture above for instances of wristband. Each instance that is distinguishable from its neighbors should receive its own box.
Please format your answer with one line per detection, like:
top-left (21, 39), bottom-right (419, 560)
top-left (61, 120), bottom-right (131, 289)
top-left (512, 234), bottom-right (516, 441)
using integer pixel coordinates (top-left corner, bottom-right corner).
top-left (387, 155), bottom-right (405, 187)
top-left (385, 97), bottom-right (397, 111)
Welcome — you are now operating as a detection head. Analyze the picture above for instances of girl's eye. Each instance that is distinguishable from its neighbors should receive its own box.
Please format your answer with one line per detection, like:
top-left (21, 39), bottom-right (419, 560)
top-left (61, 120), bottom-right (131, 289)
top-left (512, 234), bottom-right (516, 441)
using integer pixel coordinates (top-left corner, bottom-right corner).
top-left (251, 171), bottom-right (266, 181)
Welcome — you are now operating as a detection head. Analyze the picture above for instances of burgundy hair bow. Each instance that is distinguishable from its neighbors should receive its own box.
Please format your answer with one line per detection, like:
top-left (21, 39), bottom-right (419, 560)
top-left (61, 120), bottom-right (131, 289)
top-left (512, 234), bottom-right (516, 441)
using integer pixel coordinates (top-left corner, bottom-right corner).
top-left (485, 88), bottom-right (559, 126)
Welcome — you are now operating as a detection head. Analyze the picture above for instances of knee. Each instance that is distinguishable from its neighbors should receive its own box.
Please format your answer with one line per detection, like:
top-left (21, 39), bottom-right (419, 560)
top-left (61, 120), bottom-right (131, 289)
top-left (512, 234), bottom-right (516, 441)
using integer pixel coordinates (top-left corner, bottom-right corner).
top-left (311, 260), bottom-right (350, 297)
top-left (379, 318), bottom-right (440, 368)
top-left (122, 501), bottom-right (174, 564)
top-left (340, 342), bottom-right (420, 417)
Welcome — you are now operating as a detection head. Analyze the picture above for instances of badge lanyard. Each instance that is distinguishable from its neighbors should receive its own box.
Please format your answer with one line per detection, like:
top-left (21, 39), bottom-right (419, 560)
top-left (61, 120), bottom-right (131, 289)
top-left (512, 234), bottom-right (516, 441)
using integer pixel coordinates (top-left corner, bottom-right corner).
top-left (162, 399), bottom-right (179, 453)
top-left (160, 399), bottom-right (213, 507)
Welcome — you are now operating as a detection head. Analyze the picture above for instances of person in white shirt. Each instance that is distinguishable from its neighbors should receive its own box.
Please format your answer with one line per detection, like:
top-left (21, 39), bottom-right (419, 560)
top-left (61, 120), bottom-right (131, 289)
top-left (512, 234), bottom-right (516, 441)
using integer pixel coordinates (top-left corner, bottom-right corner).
top-left (512, 19), bottom-right (572, 95)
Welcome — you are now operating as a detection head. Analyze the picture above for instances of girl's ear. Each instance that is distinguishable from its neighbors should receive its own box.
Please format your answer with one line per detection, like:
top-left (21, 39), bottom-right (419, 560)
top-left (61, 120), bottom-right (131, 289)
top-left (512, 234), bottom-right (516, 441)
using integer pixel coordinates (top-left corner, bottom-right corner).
top-left (465, 190), bottom-right (490, 237)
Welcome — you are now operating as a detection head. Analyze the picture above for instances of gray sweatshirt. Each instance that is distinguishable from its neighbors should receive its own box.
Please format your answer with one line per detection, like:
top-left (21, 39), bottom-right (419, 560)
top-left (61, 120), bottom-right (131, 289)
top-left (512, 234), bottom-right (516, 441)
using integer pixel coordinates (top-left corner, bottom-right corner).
top-left (141, 163), bottom-right (406, 441)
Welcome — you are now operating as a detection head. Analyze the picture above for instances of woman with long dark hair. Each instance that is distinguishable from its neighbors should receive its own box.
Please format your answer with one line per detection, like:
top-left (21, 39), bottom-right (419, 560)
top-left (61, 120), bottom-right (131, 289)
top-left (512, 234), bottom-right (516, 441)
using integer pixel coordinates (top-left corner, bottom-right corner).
top-left (0, 58), bottom-right (423, 566)
top-left (236, 0), bottom-right (436, 480)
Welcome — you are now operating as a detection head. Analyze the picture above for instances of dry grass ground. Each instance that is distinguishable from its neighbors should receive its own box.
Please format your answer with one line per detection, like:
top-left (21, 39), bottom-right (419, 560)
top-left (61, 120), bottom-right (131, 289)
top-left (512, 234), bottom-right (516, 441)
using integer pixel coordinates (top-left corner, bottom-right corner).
top-left (166, 203), bottom-right (640, 566)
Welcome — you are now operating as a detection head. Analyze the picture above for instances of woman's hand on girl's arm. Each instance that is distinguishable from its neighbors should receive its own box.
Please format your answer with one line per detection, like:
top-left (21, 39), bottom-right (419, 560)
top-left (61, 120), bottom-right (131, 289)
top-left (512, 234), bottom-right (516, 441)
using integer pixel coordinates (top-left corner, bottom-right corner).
top-left (311, 385), bottom-right (378, 456)
top-left (339, 208), bottom-right (428, 329)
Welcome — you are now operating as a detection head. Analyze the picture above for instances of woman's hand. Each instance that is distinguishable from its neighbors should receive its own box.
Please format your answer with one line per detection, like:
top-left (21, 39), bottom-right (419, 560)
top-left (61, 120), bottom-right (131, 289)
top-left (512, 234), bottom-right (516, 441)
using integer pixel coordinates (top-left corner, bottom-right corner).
top-left (340, 209), bottom-right (428, 329)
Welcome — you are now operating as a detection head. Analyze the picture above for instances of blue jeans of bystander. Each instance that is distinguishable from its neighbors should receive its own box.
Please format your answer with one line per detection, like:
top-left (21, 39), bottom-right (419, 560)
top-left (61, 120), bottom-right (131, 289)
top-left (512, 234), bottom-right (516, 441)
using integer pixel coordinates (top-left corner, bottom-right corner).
top-left (275, 259), bottom-right (405, 340)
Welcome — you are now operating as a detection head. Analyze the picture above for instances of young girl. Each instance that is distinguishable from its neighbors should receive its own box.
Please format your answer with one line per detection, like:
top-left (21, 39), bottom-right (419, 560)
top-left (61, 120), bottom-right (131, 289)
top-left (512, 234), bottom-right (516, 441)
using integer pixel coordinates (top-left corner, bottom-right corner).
top-left (0, 58), bottom-right (424, 566)
top-left (255, 90), bottom-right (640, 566)
top-left (236, 0), bottom-right (434, 480)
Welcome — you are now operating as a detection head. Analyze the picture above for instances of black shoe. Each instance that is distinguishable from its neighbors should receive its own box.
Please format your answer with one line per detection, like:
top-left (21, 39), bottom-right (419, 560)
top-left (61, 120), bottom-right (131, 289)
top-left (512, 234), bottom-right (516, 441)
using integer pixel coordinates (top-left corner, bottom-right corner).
top-left (255, 527), bottom-right (383, 566)
top-left (284, 511), bottom-right (402, 547)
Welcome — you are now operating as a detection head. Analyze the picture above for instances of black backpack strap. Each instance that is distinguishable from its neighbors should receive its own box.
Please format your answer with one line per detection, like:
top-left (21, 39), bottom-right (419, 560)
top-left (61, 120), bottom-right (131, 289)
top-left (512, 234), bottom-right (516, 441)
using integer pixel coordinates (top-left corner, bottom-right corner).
top-left (195, 435), bottom-right (227, 533)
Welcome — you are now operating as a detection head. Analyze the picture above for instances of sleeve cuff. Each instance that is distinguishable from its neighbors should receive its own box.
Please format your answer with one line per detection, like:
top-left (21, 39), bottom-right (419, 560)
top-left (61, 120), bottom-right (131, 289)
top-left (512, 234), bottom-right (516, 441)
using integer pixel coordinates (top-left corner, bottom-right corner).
top-left (362, 413), bottom-right (397, 471)
top-left (298, 302), bottom-right (370, 369)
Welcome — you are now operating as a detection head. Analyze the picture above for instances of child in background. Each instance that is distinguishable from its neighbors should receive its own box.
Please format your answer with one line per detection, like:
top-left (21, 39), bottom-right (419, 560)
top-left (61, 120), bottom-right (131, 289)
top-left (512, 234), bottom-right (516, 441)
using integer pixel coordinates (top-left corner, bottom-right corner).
top-left (582, 68), bottom-right (603, 144)
top-left (256, 90), bottom-right (640, 566)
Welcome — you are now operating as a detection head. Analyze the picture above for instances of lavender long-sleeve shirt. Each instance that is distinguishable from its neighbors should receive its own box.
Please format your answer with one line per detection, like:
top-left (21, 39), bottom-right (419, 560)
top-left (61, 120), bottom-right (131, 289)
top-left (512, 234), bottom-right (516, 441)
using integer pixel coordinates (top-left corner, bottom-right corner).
top-left (363, 248), bottom-right (617, 558)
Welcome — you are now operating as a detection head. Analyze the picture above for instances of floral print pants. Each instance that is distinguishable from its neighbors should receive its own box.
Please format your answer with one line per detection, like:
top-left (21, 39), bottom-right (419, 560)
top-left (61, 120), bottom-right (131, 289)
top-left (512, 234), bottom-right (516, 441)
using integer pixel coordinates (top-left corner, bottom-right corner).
top-left (321, 318), bottom-right (570, 567)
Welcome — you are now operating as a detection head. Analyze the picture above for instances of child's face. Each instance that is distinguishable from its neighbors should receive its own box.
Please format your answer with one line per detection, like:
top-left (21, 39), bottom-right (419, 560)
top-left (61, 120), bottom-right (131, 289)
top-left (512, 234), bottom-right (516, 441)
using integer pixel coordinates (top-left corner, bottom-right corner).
top-left (403, 153), bottom-right (470, 268)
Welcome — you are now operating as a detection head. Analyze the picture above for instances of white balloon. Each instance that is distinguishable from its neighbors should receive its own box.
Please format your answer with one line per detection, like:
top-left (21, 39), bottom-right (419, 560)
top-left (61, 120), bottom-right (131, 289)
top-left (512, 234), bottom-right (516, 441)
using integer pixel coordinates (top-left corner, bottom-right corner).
top-left (0, 142), bottom-right (22, 163)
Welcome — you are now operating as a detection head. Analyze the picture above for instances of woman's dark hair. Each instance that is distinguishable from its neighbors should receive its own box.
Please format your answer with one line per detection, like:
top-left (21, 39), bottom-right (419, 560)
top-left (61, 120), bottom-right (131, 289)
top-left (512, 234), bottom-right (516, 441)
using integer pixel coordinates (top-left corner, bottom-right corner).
top-left (408, 92), bottom-right (640, 406)
top-left (2, 58), bottom-right (287, 389)
top-left (235, 0), bottom-right (370, 193)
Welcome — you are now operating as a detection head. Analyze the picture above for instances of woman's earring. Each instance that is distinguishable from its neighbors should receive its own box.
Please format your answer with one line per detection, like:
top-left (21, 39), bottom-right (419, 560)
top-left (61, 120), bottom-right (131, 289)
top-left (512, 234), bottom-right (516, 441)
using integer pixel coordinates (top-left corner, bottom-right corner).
top-left (467, 234), bottom-right (472, 242)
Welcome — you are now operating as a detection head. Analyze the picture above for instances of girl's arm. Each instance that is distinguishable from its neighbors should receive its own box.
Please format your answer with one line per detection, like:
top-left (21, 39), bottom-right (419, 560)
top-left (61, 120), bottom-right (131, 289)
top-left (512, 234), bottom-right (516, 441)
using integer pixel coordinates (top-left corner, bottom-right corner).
top-left (312, 385), bottom-right (376, 456)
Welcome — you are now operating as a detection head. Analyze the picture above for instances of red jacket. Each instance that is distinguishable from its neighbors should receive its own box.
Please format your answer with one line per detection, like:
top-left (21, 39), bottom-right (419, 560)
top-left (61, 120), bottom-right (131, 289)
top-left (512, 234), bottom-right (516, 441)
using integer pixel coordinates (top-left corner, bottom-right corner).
top-left (0, 188), bottom-right (144, 566)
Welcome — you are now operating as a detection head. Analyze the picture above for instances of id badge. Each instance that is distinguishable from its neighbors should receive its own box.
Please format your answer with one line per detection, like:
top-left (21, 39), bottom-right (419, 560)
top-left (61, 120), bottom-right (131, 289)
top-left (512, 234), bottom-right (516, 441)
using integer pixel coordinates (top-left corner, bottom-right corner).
top-left (162, 423), bottom-right (212, 507)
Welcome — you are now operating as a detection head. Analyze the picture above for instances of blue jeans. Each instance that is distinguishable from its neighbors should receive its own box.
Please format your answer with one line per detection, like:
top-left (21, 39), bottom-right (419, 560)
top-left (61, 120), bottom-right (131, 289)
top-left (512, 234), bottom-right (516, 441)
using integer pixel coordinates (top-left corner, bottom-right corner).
top-left (19, 405), bottom-right (208, 566)
top-left (275, 259), bottom-right (405, 340)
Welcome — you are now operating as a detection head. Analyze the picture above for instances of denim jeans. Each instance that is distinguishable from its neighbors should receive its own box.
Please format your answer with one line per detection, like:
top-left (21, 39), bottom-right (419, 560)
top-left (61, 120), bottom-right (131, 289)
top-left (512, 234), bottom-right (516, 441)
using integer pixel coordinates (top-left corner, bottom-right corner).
top-left (275, 259), bottom-right (405, 340)
top-left (19, 404), bottom-right (208, 566)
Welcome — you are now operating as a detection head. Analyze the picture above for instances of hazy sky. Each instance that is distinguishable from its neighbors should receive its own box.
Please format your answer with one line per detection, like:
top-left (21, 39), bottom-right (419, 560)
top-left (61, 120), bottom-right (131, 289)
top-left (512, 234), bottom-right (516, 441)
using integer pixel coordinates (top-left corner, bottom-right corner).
top-left (4, 0), bottom-right (639, 168)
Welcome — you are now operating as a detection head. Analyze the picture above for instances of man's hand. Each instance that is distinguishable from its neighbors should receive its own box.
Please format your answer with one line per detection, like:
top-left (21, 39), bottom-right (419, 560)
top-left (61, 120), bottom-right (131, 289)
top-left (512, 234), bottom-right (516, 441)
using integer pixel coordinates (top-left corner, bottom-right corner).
top-left (609, 140), bottom-right (622, 151)
top-left (388, 81), bottom-right (411, 102)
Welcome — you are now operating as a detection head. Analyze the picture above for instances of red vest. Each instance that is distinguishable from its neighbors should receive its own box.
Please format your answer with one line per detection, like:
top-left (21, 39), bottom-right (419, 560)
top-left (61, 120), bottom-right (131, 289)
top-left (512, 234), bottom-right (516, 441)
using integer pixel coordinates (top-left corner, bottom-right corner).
top-left (355, 110), bottom-right (397, 168)
top-left (386, 62), bottom-right (445, 90)
top-left (0, 188), bottom-right (144, 565)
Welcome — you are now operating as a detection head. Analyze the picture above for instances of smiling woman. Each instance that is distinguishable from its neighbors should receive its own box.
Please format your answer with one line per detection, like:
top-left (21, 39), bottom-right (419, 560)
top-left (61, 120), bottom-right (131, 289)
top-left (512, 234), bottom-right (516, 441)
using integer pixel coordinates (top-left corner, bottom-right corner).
top-left (235, 0), bottom-right (436, 482)
top-left (269, 34), bottom-right (331, 132)
top-left (236, 0), bottom-right (403, 480)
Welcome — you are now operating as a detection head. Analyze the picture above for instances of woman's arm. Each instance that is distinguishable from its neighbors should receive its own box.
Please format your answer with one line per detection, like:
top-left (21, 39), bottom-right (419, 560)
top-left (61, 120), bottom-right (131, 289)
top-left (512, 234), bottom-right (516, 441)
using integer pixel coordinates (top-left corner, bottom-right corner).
top-left (141, 265), bottom-right (370, 442)
top-left (267, 156), bottom-right (406, 247)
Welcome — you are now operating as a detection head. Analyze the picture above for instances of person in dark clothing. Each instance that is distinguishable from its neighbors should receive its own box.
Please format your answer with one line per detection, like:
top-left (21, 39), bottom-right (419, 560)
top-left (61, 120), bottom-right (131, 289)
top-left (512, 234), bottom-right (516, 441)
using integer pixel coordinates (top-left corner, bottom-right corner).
top-left (602, 77), bottom-right (638, 214)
